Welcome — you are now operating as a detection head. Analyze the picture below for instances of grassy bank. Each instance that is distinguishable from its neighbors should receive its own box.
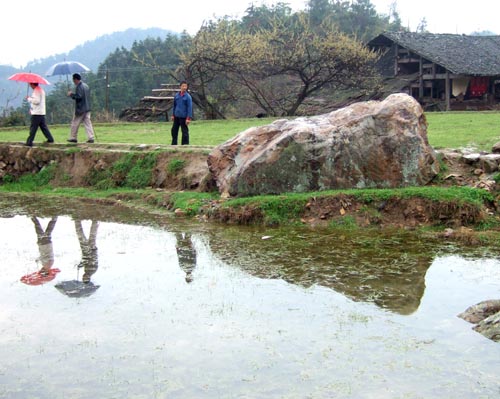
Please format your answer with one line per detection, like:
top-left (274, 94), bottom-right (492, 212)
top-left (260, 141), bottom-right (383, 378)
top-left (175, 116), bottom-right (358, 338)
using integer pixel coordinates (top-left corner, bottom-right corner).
top-left (1, 170), bottom-right (499, 236)
top-left (1, 112), bottom-right (500, 235)
top-left (0, 118), bottom-right (277, 147)
top-left (1, 112), bottom-right (500, 150)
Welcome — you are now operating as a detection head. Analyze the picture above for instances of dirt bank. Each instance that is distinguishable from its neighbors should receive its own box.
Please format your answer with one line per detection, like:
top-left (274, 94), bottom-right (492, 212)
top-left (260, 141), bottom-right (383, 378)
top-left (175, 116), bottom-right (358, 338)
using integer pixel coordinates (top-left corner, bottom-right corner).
top-left (1, 143), bottom-right (499, 233)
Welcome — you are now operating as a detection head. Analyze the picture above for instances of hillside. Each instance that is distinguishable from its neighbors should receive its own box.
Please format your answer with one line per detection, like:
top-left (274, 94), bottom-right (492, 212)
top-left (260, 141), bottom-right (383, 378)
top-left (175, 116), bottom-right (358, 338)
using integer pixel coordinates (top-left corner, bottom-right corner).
top-left (0, 27), bottom-right (173, 110)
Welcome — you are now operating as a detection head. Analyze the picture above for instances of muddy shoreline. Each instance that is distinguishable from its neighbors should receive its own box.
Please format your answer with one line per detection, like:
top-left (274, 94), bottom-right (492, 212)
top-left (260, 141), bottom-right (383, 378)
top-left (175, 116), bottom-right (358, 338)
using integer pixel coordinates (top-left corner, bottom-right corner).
top-left (0, 143), bottom-right (499, 235)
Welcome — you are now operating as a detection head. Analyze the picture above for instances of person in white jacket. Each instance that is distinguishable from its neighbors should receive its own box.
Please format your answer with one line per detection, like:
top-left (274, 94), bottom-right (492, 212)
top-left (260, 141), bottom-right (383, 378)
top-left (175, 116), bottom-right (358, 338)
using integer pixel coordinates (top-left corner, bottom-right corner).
top-left (25, 82), bottom-right (54, 146)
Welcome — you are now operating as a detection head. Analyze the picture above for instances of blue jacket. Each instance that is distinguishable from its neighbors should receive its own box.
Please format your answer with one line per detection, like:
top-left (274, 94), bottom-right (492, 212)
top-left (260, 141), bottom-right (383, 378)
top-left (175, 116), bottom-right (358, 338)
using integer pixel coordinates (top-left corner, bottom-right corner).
top-left (173, 91), bottom-right (193, 119)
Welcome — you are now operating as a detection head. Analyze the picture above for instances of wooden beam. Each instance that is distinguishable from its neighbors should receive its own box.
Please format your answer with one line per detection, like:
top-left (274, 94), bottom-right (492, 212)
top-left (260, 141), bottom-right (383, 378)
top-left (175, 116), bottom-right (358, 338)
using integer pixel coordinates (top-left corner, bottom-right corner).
top-left (151, 88), bottom-right (177, 93)
top-left (422, 73), bottom-right (461, 80)
top-left (419, 57), bottom-right (424, 99)
top-left (445, 71), bottom-right (451, 111)
top-left (411, 82), bottom-right (433, 88)
top-left (393, 44), bottom-right (399, 76)
top-left (142, 96), bottom-right (174, 101)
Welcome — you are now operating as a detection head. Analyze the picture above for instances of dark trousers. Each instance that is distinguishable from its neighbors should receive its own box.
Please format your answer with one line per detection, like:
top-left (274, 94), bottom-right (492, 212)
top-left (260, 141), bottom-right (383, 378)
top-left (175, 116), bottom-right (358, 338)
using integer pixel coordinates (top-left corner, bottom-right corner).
top-left (171, 117), bottom-right (189, 145)
top-left (27, 115), bottom-right (54, 145)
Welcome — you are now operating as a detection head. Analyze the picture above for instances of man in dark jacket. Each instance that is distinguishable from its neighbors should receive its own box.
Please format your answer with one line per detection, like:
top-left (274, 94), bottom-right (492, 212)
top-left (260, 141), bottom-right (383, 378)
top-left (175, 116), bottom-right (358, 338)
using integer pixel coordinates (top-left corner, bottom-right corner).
top-left (67, 73), bottom-right (96, 143)
top-left (170, 81), bottom-right (193, 145)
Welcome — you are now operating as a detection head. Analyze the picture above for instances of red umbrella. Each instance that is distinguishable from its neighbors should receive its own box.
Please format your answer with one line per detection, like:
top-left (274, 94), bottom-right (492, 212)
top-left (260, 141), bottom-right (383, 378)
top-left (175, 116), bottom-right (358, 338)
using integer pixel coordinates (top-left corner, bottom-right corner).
top-left (8, 72), bottom-right (50, 85)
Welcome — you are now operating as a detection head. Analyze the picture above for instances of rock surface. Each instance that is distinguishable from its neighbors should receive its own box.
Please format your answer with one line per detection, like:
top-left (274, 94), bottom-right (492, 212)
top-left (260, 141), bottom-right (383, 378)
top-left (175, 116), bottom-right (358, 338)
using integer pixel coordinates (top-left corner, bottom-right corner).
top-left (458, 299), bottom-right (500, 342)
top-left (208, 93), bottom-right (440, 197)
top-left (473, 312), bottom-right (500, 342)
top-left (458, 299), bottom-right (500, 324)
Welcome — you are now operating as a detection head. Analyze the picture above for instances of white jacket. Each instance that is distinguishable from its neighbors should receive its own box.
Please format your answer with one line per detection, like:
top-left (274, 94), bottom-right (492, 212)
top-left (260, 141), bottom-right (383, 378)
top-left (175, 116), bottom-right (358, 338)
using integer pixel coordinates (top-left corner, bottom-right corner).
top-left (27, 86), bottom-right (46, 115)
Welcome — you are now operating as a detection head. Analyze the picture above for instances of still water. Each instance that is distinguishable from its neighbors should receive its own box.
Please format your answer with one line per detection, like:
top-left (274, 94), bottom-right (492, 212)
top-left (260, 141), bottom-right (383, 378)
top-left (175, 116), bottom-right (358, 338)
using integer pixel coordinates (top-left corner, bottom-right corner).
top-left (0, 194), bottom-right (499, 398)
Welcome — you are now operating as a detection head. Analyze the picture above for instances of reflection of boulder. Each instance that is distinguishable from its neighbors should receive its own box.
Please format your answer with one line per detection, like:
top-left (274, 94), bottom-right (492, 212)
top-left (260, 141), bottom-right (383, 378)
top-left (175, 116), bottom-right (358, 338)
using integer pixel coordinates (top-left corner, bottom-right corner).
top-left (208, 93), bottom-right (439, 197)
top-left (206, 228), bottom-right (433, 315)
top-left (459, 299), bottom-right (500, 342)
top-left (474, 313), bottom-right (500, 342)
top-left (458, 299), bottom-right (500, 323)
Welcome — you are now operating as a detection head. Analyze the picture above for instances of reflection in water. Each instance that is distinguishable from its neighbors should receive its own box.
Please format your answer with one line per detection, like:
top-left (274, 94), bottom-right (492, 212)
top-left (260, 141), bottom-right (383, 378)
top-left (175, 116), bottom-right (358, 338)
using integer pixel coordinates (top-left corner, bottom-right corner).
top-left (206, 228), bottom-right (434, 315)
top-left (55, 279), bottom-right (100, 298)
top-left (32, 216), bottom-right (58, 269)
top-left (74, 219), bottom-right (99, 283)
top-left (54, 219), bottom-right (101, 298)
top-left (20, 216), bottom-right (61, 285)
top-left (175, 232), bottom-right (197, 283)
top-left (1, 195), bottom-right (500, 398)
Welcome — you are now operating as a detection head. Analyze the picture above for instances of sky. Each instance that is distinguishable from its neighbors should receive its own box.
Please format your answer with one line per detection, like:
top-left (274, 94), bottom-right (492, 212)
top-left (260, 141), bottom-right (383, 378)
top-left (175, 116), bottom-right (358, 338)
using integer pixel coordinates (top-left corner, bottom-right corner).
top-left (2, 0), bottom-right (499, 68)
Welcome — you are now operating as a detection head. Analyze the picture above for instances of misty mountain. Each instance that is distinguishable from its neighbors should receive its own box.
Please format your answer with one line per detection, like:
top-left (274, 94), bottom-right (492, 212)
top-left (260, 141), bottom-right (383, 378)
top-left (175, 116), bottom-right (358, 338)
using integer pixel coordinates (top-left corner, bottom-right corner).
top-left (0, 27), bottom-right (174, 110)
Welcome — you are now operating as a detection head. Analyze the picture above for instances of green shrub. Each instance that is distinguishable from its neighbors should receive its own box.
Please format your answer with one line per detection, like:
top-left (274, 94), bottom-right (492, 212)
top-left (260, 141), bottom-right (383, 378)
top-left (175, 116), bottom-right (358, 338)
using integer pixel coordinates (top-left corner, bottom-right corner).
top-left (167, 159), bottom-right (186, 174)
top-left (329, 215), bottom-right (357, 229)
top-left (2, 174), bottom-right (14, 184)
top-left (125, 153), bottom-right (158, 188)
top-left (18, 162), bottom-right (57, 187)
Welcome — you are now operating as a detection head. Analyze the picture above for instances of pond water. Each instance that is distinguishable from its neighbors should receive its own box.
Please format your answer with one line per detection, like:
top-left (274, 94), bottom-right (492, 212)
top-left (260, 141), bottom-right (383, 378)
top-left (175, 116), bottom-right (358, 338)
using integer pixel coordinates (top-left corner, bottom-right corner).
top-left (0, 194), bottom-right (499, 399)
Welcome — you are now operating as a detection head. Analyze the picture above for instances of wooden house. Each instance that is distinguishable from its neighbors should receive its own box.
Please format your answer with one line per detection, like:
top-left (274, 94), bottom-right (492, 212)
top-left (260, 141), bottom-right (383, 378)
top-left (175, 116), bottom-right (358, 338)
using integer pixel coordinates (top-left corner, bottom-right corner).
top-left (368, 32), bottom-right (500, 111)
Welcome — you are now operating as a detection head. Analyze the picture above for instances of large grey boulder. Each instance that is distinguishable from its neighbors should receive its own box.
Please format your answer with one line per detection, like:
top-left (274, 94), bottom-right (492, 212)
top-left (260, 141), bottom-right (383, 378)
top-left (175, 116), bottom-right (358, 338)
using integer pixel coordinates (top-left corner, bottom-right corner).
top-left (208, 93), bottom-right (440, 197)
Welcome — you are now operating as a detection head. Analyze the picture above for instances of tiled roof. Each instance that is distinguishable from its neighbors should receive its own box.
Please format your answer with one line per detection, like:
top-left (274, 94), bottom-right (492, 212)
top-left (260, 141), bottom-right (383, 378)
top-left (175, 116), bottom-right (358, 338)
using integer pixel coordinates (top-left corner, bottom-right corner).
top-left (369, 32), bottom-right (500, 76)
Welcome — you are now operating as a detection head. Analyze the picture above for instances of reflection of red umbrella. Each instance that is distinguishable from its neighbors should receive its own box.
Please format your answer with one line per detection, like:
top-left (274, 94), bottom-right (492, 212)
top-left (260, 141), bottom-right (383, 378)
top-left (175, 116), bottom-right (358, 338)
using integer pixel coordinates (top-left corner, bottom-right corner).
top-left (8, 72), bottom-right (50, 85)
top-left (20, 268), bottom-right (61, 286)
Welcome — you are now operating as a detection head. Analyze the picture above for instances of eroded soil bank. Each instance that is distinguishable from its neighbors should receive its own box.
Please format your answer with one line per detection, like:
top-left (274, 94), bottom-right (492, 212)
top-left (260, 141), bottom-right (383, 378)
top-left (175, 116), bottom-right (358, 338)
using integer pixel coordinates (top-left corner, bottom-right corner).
top-left (0, 143), bottom-right (499, 233)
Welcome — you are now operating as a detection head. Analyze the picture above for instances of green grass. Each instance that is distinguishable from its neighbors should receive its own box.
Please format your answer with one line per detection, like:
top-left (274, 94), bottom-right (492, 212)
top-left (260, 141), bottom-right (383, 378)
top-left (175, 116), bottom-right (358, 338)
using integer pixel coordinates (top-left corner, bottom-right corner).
top-left (425, 111), bottom-right (500, 150)
top-left (2, 112), bottom-right (499, 150)
top-left (167, 159), bottom-right (187, 174)
top-left (169, 192), bottom-right (219, 216)
top-left (0, 117), bottom-right (277, 146)
top-left (216, 186), bottom-right (493, 226)
top-left (1, 111), bottom-right (500, 230)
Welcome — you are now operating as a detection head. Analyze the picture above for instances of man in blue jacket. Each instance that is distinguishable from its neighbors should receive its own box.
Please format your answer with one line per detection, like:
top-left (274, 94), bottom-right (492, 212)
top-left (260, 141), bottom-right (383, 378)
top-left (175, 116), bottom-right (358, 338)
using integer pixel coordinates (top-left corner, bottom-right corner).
top-left (171, 81), bottom-right (193, 145)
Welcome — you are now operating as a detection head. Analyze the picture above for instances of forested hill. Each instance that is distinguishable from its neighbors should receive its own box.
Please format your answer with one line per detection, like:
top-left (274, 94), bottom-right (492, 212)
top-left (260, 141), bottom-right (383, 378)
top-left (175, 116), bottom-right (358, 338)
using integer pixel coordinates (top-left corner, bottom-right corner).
top-left (0, 27), bottom-right (173, 108)
top-left (24, 27), bottom-right (173, 74)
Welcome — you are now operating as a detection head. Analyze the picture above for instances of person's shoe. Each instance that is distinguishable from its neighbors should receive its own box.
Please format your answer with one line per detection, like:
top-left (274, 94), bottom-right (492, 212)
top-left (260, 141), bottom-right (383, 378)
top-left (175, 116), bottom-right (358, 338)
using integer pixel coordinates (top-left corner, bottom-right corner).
top-left (24, 142), bottom-right (32, 147)
top-left (67, 139), bottom-right (77, 143)
top-left (86, 139), bottom-right (94, 143)
top-left (45, 139), bottom-right (54, 143)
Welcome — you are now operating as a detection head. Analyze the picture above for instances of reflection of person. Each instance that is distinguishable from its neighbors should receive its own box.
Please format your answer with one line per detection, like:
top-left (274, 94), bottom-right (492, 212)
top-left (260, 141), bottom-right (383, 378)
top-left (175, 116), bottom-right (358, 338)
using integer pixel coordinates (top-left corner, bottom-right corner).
top-left (20, 216), bottom-right (61, 285)
top-left (175, 232), bottom-right (197, 283)
top-left (170, 81), bottom-right (193, 145)
top-left (67, 73), bottom-right (95, 144)
top-left (32, 216), bottom-right (58, 272)
top-left (25, 83), bottom-right (55, 147)
top-left (74, 219), bottom-right (99, 283)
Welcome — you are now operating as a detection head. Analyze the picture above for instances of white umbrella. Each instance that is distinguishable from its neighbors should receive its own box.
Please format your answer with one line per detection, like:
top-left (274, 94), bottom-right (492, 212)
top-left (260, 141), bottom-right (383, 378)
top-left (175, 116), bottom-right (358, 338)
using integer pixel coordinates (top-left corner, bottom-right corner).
top-left (46, 61), bottom-right (91, 77)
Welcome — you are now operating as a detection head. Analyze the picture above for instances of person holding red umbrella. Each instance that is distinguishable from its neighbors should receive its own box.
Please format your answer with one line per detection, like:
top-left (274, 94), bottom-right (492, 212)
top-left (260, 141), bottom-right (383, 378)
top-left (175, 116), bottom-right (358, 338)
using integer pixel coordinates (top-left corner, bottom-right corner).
top-left (25, 82), bottom-right (55, 147)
